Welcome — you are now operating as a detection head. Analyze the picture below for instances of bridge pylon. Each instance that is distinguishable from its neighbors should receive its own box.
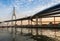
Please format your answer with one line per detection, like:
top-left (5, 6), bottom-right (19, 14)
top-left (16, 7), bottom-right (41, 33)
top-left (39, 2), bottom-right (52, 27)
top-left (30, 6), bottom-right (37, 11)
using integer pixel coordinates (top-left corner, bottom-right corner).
top-left (11, 7), bottom-right (17, 41)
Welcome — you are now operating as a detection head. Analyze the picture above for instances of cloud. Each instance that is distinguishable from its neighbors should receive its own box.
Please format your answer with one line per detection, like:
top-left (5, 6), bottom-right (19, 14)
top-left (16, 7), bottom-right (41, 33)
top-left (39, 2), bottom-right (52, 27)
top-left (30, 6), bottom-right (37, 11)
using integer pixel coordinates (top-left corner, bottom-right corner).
top-left (0, 0), bottom-right (60, 21)
top-left (16, 0), bottom-right (60, 19)
top-left (28, 0), bottom-right (34, 2)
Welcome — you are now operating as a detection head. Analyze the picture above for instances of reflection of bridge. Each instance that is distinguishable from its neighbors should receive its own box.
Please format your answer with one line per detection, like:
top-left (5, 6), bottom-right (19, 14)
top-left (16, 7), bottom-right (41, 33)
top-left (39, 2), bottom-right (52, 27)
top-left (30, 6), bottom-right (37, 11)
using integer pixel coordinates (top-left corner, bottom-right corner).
top-left (0, 4), bottom-right (60, 41)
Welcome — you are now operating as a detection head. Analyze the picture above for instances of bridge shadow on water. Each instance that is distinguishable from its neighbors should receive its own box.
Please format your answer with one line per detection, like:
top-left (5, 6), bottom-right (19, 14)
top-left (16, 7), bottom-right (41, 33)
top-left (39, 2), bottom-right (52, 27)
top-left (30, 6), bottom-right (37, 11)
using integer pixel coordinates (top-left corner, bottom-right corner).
top-left (23, 33), bottom-right (57, 41)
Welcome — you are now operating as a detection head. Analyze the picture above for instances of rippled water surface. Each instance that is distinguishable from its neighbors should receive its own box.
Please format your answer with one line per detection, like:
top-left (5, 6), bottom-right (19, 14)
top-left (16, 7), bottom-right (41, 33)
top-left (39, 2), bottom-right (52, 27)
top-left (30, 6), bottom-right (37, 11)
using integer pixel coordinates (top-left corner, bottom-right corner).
top-left (0, 28), bottom-right (60, 41)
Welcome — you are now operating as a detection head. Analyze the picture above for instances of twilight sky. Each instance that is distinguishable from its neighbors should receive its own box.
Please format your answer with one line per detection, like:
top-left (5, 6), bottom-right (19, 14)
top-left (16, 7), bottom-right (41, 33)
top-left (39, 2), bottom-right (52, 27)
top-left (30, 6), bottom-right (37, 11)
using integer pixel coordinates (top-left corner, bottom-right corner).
top-left (0, 0), bottom-right (60, 21)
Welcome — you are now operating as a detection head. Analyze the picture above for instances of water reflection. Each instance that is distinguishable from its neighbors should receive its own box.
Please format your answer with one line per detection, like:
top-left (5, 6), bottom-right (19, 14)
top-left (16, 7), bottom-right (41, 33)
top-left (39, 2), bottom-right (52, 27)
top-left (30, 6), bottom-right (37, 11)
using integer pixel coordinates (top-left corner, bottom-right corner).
top-left (16, 28), bottom-right (60, 41)
top-left (2, 28), bottom-right (60, 41)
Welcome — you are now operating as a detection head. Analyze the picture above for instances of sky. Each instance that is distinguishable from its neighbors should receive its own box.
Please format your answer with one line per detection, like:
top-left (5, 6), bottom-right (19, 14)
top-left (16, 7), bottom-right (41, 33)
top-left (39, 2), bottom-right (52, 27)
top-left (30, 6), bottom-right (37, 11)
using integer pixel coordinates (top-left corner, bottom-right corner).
top-left (0, 0), bottom-right (60, 21)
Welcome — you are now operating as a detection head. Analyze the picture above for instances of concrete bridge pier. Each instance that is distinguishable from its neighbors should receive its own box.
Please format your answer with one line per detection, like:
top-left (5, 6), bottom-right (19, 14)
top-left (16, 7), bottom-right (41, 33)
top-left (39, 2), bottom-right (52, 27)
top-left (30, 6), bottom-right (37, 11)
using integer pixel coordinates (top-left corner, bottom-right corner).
top-left (40, 18), bottom-right (43, 35)
top-left (15, 21), bottom-right (17, 35)
top-left (54, 17), bottom-right (57, 38)
top-left (7, 22), bottom-right (9, 32)
top-left (28, 20), bottom-right (31, 33)
top-left (30, 20), bottom-right (33, 34)
top-left (20, 20), bottom-right (23, 35)
top-left (36, 16), bottom-right (38, 35)
top-left (1, 22), bottom-right (4, 31)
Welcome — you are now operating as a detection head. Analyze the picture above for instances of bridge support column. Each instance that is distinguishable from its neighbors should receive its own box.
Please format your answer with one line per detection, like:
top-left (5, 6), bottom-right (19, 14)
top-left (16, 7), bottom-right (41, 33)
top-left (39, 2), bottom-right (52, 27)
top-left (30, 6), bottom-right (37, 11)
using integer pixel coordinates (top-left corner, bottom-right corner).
top-left (31, 20), bottom-right (33, 34)
top-left (2, 22), bottom-right (4, 31)
top-left (54, 16), bottom-right (55, 24)
top-left (54, 17), bottom-right (56, 38)
top-left (28, 20), bottom-right (30, 33)
top-left (36, 16), bottom-right (38, 35)
top-left (11, 21), bottom-right (13, 34)
top-left (15, 21), bottom-right (17, 35)
top-left (20, 20), bottom-right (23, 35)
top-left (1, 22), bottom-right (3, 31)
top-left (40, 18), bottom-right (42, 35)
top-left (7, 22), bottom-right (9, 32)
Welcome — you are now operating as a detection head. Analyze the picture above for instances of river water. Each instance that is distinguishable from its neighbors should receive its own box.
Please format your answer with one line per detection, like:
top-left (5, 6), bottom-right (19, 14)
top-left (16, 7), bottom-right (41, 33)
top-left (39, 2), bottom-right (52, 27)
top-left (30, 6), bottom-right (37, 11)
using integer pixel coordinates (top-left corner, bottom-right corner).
top-left (17, 28), bottom-right (60, 40)
top-left (1, 27), bottom-right (60, 41)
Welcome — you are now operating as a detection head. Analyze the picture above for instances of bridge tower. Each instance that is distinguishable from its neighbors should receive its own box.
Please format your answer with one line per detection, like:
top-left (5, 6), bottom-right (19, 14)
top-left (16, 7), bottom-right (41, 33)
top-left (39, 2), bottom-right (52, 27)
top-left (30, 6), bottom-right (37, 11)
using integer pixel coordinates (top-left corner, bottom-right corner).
top-left (11, 7), bottom-right (17, 40)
